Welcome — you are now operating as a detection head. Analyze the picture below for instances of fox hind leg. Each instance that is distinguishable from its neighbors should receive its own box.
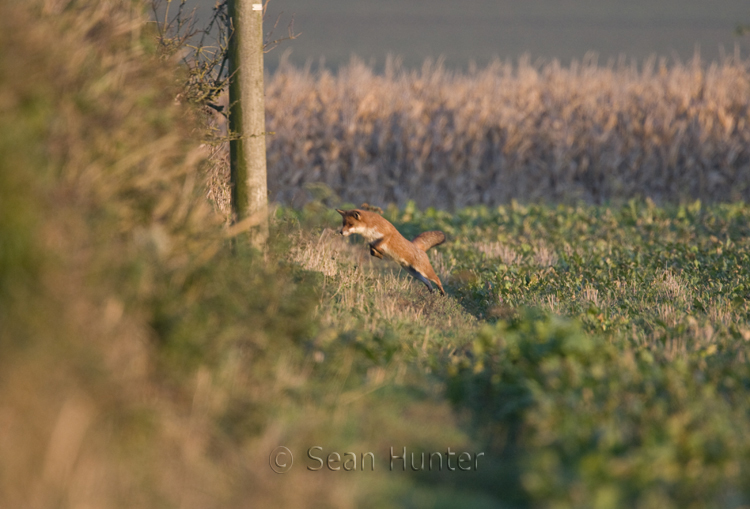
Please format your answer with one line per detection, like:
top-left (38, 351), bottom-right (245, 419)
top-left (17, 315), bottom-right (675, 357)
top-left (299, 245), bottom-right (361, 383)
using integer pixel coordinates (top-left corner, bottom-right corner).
top-left (406, 267), bottom-right (439, 294)
top-left (407, 265), bottom-right (445, 296)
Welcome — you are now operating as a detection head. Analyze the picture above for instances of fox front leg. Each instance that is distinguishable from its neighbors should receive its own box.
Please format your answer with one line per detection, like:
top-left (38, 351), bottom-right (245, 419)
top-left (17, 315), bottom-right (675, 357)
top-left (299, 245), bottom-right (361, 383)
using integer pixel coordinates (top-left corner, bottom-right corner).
top-left (368, 239), bottom-right (385, 259)
top-left (369, 244), bottom-right (384, 259)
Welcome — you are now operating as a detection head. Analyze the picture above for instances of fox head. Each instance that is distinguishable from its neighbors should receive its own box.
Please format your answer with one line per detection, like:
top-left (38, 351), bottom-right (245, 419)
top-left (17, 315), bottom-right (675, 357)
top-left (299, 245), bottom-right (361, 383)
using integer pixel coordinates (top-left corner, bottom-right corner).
top-left (336, 209), bottom-right (386, 243)
top-left (335, 208), bottom-right (361, 236)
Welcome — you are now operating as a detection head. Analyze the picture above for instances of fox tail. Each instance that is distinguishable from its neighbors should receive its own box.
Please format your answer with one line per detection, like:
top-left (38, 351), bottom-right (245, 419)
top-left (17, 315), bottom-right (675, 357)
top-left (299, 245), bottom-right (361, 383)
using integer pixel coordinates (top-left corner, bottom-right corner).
top-left (411, 231), bottom-right (446, 252)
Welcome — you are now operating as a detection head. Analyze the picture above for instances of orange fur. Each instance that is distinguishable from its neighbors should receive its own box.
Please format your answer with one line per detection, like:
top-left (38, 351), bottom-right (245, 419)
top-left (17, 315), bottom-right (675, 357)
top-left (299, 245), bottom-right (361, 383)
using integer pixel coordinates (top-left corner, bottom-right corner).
top-left (336, 208), bottom-right (446, 295)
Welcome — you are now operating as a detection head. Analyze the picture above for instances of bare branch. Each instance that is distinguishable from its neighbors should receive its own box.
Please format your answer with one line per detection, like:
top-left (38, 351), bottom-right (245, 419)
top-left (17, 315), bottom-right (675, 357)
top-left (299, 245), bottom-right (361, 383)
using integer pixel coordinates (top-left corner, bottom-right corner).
top-left (263, 12), bottom-right (300, 53)
top-left (149, 0), bottom-right (299, 137)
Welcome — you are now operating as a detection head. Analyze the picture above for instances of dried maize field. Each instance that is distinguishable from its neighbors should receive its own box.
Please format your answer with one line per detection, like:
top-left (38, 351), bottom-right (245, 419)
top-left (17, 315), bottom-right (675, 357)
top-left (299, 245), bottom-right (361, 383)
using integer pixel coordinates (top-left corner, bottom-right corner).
top-left (263, 55), bottom-right (750, 209)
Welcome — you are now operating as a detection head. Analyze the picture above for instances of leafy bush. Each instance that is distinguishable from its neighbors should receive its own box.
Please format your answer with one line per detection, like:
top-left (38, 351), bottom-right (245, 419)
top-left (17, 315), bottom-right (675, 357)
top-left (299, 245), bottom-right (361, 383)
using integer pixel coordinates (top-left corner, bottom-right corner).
top-left (446, 311), bottom-right (750, 508)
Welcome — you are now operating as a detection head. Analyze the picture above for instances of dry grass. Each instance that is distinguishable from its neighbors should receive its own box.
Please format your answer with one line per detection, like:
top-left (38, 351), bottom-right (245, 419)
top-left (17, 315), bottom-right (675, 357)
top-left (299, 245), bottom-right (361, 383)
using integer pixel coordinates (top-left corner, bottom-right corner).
top-left (290, 227), bottom-right (477, 337)
top-left (201, 141), bottom-right (232, 222)
top-left (474, 241), bottom-right (520, 265)
top-left (707, 297), bottom-right (735, 327)
top-left (289, 228), bottom-right (353, 277)
top-left (657, 302), bottom-right (680, 328)
top-left (261, 54), bottom-right (750, 209)
top-left (580, 285), bottom-right (603, 308)
top-left (535, 294), bottom-right (559, 312)
top-left (532, 241), bottom-right (558, 267)
top-left (428, 250), bottom-right (456, 284)
top-left (654, 269), bottom-right (692, 305)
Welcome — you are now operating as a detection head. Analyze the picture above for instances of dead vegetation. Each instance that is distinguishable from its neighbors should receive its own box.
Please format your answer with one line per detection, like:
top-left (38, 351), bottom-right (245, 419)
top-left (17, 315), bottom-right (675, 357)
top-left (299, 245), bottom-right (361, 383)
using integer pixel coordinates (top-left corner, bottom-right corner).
top-left (262, 54), bottom-right (750, 209)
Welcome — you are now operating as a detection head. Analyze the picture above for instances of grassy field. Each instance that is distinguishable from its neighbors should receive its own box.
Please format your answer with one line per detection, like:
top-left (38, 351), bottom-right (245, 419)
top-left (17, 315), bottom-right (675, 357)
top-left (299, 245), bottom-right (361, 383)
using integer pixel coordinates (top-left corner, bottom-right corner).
top-left (4, 0), bottom-right (750, 507)
top-left (277, 198), bottom-right (750, 507)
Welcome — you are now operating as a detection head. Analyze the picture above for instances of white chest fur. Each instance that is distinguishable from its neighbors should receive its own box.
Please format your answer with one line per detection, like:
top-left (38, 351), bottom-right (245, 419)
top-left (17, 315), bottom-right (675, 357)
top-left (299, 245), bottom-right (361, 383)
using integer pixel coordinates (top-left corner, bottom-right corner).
top-left (345, 225), bottom-right (384, 244)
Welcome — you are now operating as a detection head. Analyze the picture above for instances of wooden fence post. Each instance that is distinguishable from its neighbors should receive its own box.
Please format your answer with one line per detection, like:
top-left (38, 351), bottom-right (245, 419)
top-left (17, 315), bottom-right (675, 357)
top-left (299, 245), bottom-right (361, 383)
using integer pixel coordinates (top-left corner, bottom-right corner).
top-left (227, 0), bottom-right (268, 248)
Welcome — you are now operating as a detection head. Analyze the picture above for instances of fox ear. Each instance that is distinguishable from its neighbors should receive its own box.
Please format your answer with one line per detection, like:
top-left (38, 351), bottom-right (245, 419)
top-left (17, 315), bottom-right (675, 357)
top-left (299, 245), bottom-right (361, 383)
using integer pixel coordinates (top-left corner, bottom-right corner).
top-left (352, 210), bottom-right (361, 220)
top-left (335, 209), bottom-right (346, 217)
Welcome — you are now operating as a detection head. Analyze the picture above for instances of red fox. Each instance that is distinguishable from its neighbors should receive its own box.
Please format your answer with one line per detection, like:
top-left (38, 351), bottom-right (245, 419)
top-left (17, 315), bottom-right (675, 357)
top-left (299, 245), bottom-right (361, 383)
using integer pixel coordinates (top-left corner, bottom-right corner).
top-left (336, 208), bottom-right (446, 295)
